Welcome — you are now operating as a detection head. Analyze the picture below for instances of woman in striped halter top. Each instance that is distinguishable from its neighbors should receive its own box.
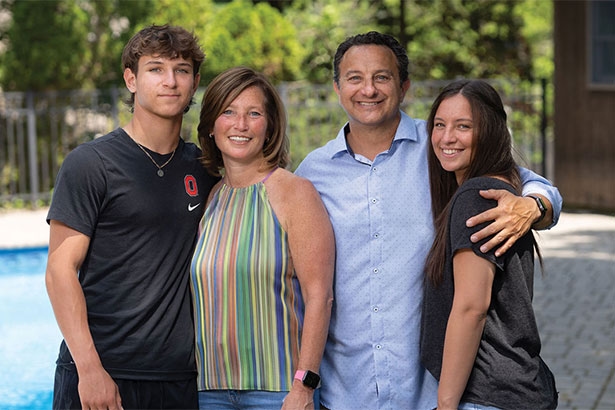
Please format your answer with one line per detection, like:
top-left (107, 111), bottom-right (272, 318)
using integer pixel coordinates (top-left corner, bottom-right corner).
top-left (191, 66), bottom-right (335, 410)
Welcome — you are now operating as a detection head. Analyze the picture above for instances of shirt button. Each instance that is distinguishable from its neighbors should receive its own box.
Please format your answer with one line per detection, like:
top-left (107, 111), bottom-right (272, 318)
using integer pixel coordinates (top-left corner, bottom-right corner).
top-left (373, 268), bottom-right (379, 274)
top-left (371, 198), bottom-right (378, 204)
top-left (373, 307), bottom-right (379, 312)
top-left (375, 344), bottom-right (382, 350)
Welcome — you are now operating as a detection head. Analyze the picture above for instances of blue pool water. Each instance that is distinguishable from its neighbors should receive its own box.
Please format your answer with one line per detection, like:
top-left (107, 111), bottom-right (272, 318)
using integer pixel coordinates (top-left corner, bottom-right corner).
top-left (0, 247), bottom-right (59, 409)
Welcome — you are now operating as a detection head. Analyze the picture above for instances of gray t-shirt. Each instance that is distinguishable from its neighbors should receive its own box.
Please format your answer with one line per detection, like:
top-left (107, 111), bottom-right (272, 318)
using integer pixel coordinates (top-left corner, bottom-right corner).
top-left (420, 177), bottom-right (557, 409)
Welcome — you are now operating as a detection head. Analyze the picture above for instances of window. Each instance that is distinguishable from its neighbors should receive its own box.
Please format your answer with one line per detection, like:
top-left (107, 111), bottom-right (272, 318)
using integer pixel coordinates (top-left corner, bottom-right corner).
top-left (589, 1), bottom-right (615, 87)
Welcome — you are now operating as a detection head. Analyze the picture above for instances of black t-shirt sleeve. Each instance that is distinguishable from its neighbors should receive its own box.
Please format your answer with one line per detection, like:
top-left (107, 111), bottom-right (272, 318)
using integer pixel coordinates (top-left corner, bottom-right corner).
top-left (47, 143), bottom-right (106, 237)
top-left (448, 182), bottom-right (505, 271)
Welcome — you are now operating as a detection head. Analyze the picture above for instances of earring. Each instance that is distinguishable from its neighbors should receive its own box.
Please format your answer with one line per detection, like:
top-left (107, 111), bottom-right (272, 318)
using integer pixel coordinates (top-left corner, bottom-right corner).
top-left (208, 133), bottom-right (214, 139)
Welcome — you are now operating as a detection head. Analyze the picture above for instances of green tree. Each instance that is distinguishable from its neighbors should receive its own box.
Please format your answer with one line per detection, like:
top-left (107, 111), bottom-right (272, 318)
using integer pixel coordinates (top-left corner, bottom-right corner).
top-left (515, 0), bottom-right (553, 80)
top-left (404, 0), bottom-right (536, 81)
top-left (285, 0), bottom-right (382, 84)
top-left (254, 0), bottom-right (293, 12)
top-left (200, 0), bottom-right (304, 83)
top-left (0, 0), bottom-right (154, 91)
top-left (1, 0), bottom-right (90, 90)
top-left (0, 0), bottom-right (554, 91)
top-left (87, 0), bottom-right (156, 88)
top-left (146, 0), bottom-right (213, 36)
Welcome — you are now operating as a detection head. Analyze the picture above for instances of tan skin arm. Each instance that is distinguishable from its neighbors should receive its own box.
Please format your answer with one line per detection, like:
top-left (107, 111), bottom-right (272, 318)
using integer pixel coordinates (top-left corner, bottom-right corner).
top-left (436, 249), bottom-right (495, 410)
top-left (267, 171), bottom-right (335, 410)
top-left (465, 190), bottom-right (553, 257)
top-left (45, 220), bottom-right (122, 410)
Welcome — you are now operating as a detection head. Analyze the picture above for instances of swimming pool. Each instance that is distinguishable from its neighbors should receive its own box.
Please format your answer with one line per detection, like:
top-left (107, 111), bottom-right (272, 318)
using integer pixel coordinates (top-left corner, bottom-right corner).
top-left (0, 247), bottom-right (58, 409)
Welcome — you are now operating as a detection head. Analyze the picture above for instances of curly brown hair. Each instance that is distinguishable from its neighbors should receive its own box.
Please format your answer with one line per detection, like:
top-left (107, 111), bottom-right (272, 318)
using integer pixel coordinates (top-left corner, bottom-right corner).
top-left (121, 24), bottom-right (205, 111)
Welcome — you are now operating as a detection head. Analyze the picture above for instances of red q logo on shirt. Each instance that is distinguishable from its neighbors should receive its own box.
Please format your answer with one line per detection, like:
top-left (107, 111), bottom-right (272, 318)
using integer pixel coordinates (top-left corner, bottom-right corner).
top-left (184, 175), bottom-right (198, 197)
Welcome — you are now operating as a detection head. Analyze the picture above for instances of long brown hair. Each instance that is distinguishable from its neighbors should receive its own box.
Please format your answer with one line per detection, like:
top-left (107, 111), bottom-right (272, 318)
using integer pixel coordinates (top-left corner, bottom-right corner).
top-left (424, 79), bottom-right (541, 286)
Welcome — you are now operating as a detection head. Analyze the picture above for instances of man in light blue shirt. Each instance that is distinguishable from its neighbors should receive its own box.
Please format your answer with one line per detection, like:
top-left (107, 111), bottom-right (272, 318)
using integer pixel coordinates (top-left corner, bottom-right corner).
top-left (295, 31), bottom-right (562, 410)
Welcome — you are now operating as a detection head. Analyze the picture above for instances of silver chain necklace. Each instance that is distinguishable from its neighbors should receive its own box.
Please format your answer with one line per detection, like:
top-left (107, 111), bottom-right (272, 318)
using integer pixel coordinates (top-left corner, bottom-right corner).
top-left (134, 142), bottom-right (176, 177)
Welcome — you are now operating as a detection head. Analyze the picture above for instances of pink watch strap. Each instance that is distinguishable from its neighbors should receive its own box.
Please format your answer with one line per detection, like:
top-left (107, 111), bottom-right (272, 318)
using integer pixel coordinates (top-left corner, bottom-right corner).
top-left (294, 370), bottom-right (306, 381)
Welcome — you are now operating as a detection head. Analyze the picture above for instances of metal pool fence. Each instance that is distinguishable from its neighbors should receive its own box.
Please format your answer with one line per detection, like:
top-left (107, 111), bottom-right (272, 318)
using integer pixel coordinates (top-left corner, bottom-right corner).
top-left (0, 79), bottom-right (550, 207)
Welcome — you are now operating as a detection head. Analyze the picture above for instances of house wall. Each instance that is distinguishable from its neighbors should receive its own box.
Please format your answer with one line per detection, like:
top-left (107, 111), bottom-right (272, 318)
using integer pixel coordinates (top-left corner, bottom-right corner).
top-left (553, 1), bottom-right (615, 212)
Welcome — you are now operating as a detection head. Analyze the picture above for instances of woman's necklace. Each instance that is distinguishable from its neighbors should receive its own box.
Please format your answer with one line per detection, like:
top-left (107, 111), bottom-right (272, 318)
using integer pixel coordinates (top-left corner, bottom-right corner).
top-left (134, 142), bottom-right (176, 177)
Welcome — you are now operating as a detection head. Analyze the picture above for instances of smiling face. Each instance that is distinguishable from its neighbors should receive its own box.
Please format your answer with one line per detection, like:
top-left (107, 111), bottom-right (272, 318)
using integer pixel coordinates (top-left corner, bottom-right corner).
top-left (124, 54), bottom-right (199, 119)
top-left (333, 44), bottom-right (410, 131)
top-left (431, 93), bottom-right (476, 184)
top-left (212, 86), bottom-right (268, 166)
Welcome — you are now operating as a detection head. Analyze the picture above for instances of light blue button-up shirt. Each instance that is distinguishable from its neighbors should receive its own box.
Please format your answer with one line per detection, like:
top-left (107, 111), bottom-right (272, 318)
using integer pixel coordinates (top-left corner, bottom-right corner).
top-left (295, 111), bottom-right (562, 410)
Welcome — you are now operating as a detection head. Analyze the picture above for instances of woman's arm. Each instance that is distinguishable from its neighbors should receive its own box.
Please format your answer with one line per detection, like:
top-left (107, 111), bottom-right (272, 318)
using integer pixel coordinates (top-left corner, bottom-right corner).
top-left (271, 174), bottom-right (335, 410)
top-left (437, 249), bottom-right (495, 410)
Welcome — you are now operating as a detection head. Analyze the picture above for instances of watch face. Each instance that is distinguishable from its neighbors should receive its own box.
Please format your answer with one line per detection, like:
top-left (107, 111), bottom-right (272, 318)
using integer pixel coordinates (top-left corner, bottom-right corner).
top-left (303, 370), bottom-right (320, 389)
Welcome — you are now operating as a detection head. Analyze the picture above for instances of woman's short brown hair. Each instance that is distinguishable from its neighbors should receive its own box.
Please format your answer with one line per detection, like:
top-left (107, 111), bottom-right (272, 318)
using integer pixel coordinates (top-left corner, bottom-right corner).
top-left (197, 66), bottom-right (290, 176)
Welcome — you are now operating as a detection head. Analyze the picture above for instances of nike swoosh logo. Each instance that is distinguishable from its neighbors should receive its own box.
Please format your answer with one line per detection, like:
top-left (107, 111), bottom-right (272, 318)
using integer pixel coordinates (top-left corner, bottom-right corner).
top-left (188, 203), bottom-right (201, 212)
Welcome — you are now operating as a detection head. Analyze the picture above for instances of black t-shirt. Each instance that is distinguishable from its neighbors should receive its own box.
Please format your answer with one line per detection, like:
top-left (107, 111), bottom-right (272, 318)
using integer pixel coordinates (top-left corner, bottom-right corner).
top-left (47, 128), bottom-right (218, 380)
top-left (420, 177), bottom-right (557, 409)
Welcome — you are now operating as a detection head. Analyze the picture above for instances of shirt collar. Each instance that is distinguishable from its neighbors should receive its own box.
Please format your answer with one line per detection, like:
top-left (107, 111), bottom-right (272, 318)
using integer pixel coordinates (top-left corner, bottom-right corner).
top-left (327, 111), bottom-right (421, 160)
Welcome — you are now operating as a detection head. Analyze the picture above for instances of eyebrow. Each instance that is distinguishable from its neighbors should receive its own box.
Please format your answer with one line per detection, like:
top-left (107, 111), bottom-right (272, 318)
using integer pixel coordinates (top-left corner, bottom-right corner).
top-left (434, 116), bottom-right (474, 123)
top-left (226, 103), bottom-right (265, 111)
top-left (343, 69), bottom-right (394, 78)
top-left (142, 58), bottom-right (193, 68)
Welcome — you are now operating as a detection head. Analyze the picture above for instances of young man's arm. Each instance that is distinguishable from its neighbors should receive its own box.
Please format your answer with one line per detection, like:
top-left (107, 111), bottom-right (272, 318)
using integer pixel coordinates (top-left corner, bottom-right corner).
top-left (45, 220), bottom-right (122, 410)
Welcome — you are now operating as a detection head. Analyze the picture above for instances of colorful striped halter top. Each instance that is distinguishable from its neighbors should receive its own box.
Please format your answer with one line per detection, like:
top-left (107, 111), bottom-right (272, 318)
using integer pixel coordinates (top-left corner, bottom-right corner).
top-left (190, 170), bottom-right (304, 391)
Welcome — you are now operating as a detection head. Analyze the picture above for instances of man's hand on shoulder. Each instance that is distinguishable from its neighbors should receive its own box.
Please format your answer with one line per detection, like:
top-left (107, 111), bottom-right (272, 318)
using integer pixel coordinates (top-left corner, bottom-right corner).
top-left (465, 189), bottom-right (543, 257)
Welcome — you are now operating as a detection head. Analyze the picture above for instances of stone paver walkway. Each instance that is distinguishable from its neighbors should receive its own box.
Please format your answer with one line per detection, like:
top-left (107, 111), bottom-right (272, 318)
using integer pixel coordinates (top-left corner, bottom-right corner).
top-left (1, 209), bottom-right (613, 409)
